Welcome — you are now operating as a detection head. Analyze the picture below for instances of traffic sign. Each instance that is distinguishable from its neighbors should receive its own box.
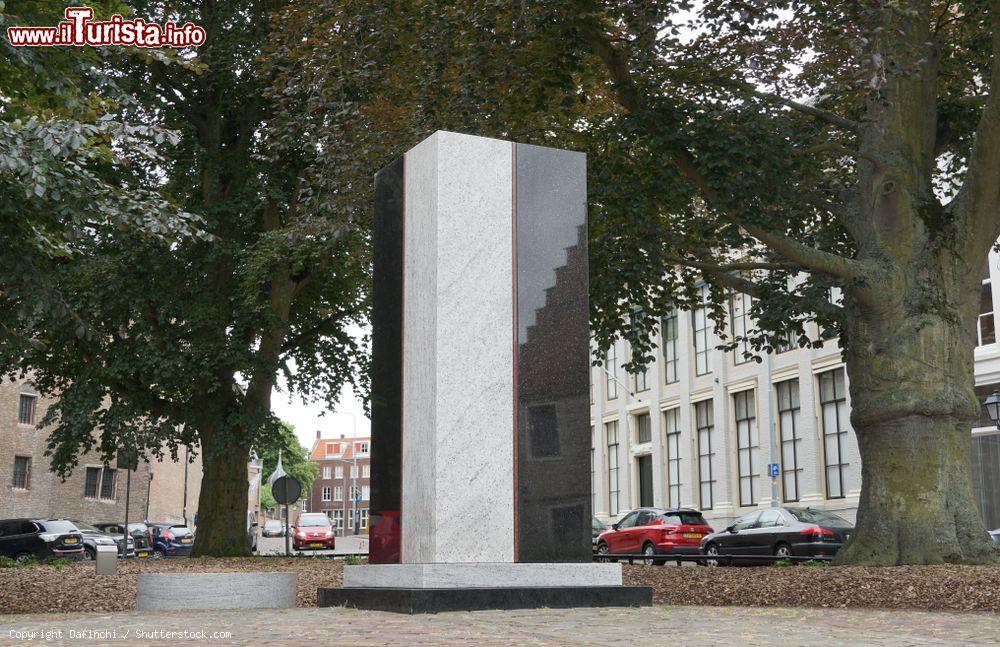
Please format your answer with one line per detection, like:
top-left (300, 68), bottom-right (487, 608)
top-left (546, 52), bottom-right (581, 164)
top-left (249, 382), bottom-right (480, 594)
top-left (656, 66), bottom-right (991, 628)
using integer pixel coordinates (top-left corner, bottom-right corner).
top-left (768, 463), bottom-right (780, 478)
top-left (272, 475), bottom-right (302, 505)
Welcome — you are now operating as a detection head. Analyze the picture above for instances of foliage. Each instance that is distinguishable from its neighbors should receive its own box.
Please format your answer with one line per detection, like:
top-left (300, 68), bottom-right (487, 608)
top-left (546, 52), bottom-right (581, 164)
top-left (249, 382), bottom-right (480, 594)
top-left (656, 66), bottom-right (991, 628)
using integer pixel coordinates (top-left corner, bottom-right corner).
top-left (257, 422), bottom-right (318, 498)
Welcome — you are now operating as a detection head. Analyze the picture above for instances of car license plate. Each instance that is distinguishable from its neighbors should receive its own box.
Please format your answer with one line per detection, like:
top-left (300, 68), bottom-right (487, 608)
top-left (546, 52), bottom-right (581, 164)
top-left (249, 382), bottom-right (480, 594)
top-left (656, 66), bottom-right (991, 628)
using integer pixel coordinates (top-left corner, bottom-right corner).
top-left (138, 551), bottom-right (149, 558)
top-left (310, 542), bottom-right (324, 548)
top-left (682, 533), bottom-right (701, 539)
top-left (64, 538), bottom-right (78, 544)
top-left (181, 538), bottom-right (192, 543)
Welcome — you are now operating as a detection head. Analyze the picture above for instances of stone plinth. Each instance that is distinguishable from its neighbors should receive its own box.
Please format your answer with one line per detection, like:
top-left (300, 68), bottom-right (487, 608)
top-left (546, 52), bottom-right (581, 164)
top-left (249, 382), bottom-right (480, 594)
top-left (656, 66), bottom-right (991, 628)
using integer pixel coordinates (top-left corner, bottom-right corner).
top-left (137, 572), bottom-right (297, 611)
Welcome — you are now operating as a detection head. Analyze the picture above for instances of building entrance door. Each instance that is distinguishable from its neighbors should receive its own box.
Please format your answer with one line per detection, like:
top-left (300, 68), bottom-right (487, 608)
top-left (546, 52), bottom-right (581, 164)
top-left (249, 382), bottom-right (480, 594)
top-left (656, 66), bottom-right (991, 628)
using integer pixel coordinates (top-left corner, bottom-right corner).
top-left (637, 455), bottom-right (653, 507)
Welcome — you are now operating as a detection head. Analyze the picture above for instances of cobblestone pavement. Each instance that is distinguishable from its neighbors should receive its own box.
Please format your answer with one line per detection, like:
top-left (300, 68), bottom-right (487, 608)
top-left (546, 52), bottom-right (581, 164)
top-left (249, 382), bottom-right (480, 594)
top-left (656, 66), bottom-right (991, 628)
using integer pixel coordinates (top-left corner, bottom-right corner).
top-left (2, 605), bottom-right (999, 646)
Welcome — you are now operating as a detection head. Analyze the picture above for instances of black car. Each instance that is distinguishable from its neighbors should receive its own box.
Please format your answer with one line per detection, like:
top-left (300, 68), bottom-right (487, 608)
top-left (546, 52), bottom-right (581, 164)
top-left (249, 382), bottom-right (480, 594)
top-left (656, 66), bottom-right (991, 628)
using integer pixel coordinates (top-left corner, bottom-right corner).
top-left (70, 520), bottom-right (134, 559)
top-left (0, 518), bottom-right (85, 563)
top-left (700, 507), bottom-right (853, 565)
top-left (93, 522), bottom-right (153, 558)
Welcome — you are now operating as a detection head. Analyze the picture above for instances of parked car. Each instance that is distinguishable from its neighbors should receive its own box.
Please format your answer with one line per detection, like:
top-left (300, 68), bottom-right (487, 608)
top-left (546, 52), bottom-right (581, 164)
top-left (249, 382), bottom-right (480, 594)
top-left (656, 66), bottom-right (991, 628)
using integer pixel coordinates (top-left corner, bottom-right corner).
top-left (592, 517), bottom-right (608, 552)
top-left (247, 511), bottom-right (259, 553)
top-left (990, 528), bottom-right (1000, 545)
top-left (93, 522), bottom-right (153, 558)
top-left (596, 508), bottom-right (714, 565)
top-left (700, 507), bottom-right (853, 565)
top-left (0, 518), bottom-right (85, 563)
top-left (148, 523), bottom-right (195, 558)
top-left (69, 520), bottom-right (134, 559)
top-left (292, 513), bottom-right (335, 551)
top-left (263, 520), bottom-right (287, 537)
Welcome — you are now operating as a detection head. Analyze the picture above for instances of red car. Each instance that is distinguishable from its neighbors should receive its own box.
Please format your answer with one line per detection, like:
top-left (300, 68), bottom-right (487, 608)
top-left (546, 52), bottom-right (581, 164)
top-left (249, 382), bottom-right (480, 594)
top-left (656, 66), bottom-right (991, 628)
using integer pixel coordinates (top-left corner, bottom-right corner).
top-left (292, 513), bottom-right (335, 551)
top-left (596, 508), bottom-right (714, 565)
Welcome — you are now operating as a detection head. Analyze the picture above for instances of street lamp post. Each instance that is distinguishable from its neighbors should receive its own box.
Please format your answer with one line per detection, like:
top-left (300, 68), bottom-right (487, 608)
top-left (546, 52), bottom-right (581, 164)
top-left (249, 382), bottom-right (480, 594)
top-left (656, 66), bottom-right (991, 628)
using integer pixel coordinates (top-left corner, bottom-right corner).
top-left (985, 391), bottom-right (1000, 427)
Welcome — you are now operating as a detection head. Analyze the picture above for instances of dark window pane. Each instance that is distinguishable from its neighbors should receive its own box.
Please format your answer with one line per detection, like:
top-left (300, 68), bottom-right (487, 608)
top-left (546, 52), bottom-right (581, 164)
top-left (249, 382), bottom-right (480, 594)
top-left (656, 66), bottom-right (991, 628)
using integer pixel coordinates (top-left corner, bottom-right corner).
top-left (100, 468), bottom-right (117, 500)
top-left (17, 395), bottom-right (35, 425)
top-left (12, 456), bottom-right (30, 489)
top-left (84, 467), bottom-right (99, 498)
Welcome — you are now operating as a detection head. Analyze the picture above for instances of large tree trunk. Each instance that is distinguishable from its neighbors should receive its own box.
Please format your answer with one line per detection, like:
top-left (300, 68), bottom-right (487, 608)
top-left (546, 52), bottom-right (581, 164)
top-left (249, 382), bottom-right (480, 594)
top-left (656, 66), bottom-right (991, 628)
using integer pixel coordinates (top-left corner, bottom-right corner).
top-left (836, 261), bottom-right (999, 565)
top-left (191, 427), bottom-right (252, 557)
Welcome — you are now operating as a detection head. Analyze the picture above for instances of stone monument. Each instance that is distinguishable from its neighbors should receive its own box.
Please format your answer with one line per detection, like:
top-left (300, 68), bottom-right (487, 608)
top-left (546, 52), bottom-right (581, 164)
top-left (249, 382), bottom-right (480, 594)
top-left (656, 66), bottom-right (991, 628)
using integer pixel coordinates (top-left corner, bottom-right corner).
top-left (317, 131), bottom-right (651, 612)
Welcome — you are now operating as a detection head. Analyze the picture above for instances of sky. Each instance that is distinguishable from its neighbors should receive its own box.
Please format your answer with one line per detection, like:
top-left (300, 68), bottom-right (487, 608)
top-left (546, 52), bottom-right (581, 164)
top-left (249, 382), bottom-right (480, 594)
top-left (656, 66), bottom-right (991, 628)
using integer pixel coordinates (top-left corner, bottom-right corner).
top-left (270, 326), bottom-right (371, 452)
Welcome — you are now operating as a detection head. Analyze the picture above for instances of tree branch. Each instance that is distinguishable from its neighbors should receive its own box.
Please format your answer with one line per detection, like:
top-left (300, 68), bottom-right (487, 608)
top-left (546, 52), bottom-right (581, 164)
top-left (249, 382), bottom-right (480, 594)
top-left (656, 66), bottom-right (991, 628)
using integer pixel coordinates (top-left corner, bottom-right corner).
top-left (583, 24), bottom-right (868, 282)
top-left (280, 310), bottom-right (348, 354)
top-left (753, 90), bottom-right (861, 134)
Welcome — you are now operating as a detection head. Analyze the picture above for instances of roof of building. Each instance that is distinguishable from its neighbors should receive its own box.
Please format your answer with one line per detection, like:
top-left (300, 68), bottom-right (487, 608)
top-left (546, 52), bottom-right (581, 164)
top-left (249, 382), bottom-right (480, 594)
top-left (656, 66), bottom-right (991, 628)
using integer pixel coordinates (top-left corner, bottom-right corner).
top-left (308, 436), bottom-right (371, 461)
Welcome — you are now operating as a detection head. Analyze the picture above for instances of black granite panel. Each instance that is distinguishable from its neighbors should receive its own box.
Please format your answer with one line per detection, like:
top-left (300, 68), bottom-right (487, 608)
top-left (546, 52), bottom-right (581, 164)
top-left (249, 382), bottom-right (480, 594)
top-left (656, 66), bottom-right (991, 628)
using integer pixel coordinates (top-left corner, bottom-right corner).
top-left (370, 156), bottom-right (404, 564)
top-left (317, 586), bottom-right (652, 613)
top-left (515, 144), bottom-right (590, 562)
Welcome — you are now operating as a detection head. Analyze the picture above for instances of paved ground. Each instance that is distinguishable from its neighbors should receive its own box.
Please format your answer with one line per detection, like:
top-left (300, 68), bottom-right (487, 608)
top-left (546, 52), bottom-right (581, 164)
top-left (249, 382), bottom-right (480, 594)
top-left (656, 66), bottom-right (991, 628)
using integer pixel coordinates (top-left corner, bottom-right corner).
top-left (2, 605), bottom-right (998, 646)
top-left (257, 534), bottom-right (368, 557)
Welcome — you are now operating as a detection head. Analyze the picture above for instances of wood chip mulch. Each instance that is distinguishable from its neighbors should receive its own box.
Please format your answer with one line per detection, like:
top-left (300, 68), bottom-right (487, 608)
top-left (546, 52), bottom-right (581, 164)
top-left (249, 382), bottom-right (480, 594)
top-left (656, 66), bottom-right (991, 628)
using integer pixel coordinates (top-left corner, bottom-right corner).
top-left (0, 557), bottom-right (343, 615)
top-left (4, 559), bottom-right (1000, 615)
top-left (623, 563), bottom-right (1000, 613)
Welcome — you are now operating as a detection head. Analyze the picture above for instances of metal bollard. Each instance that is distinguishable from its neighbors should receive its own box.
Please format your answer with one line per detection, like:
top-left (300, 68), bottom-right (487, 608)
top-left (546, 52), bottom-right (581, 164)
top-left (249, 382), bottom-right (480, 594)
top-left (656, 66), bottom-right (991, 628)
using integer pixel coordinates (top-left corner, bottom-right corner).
top-left (94, 544), bottom-right (118, 575)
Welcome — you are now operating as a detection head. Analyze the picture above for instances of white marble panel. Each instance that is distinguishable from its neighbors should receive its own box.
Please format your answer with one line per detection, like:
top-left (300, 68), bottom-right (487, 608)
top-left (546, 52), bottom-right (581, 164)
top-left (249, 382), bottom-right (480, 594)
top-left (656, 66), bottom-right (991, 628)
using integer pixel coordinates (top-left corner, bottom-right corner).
top-left (401, 131), bottom-right (515, 563)
top-left (344, 562), bottom-right (622, 589)
top-left (402, 134), bottom-right (439, 564)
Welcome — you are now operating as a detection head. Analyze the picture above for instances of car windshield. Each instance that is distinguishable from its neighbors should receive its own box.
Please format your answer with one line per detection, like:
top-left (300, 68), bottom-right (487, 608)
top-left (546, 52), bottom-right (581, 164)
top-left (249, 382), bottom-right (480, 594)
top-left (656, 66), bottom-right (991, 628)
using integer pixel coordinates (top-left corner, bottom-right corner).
top-left (39, 520), bottom-right (78, 534)
top-left (71, 521), bottom-right (100, 532)
top-left (265, 521), bottom-right (281, 528)
top-left (661, 512), bottom-right (708, 526)
top-left (298, 515), bottom-right (328, 527)
top-left (785, 508), bottom-right (852, 527)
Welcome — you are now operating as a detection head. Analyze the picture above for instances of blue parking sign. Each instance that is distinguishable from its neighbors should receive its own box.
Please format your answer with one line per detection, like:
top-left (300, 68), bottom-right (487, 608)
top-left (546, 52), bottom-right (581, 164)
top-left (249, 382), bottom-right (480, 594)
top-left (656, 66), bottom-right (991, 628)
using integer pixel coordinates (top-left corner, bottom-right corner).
top-left (769, 463), bottom-right (780, 477)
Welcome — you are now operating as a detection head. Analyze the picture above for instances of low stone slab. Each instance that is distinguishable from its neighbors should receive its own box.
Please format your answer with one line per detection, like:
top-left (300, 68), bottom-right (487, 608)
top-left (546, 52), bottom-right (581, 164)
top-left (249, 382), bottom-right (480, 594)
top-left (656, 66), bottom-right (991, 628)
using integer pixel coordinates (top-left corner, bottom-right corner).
top-left (137, 572), bottom-right (296, 611)
top-left (343, 562), bottom-right (622, 589)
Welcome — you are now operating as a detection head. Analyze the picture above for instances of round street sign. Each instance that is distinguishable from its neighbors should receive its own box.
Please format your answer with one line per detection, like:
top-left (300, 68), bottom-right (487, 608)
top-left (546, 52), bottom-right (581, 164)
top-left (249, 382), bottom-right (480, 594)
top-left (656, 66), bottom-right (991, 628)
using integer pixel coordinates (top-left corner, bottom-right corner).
top-left (272, 475), bottom-right (302, 505)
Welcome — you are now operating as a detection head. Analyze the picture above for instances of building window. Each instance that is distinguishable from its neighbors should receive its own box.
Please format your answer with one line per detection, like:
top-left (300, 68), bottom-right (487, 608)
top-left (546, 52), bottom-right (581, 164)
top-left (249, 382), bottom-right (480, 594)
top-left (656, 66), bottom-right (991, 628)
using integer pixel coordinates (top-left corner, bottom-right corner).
top-left (628, 309), bottom-right (650, 392)
top-left (776, 379), bottom-right (802, 502)
top-left (819, 368), bottom-right (850, 499)
top-left (605, 420), bottom-right (620, 516)
top-left (350, 465), bottom-right (359, 479)
top-left (604, 346), bottom-right (618, 400)
top-left (730, 292), bottom-right (753, 364)
top-left (331, 509), bottom-right (344, 531)
top-left (632, 361), bottom-right (650, 392)
top-left (362, 485), bottom-right (370, 500)
top-left (980, 263), bottom-right (995, 346)
top-left (635, 412), bottom-right (651, 444)
top-left (693, 285), bottom-right (712, 375)
top-left (663, 409), bottom-right (682, 508)
top-left (695, 400), bottom-right (715, 510)
top-left (360, 509), bottom-right (369, 530)
top-left (99, 467), bottom-right (117, 500)
top-left (359, 442), bottom-right (370, 455)
top-left (334, 486), bottom-right (343, 501)
top-left (734, 390), bottom-right (760, 507)
top-left (362, 465), bottom-right (370, 478)
top-left (661, 306), bottom-right (679, 384)
top-left (12, 456), bottom-right (30, 489)
top-left (322, 466), bottom-right (331, 479)
top-left (17, 394), bottom-right (36, 425)
top-left (322, 487), bottom-right (332, 502)
top-left (335, 465), bottom-right (343, 479)
top-left (349, 485), bottom-right (361, 501)
top-left (84, 467), bottom-right (100, 499)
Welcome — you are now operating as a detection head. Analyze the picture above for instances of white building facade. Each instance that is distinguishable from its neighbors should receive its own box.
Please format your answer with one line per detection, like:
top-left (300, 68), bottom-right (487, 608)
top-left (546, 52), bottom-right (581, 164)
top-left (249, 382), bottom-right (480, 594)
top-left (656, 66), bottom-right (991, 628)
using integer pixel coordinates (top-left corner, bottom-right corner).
top-left (591, 253), bottom-right (1000, 532)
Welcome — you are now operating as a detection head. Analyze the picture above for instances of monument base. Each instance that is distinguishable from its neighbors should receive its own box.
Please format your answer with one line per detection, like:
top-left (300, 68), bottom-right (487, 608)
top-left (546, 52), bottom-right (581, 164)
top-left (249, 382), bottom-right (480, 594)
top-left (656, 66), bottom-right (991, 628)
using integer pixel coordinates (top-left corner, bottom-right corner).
top-left (317, 585), bottom-right (652, 614)
top-left (320, 562), bottom-right (650, 613)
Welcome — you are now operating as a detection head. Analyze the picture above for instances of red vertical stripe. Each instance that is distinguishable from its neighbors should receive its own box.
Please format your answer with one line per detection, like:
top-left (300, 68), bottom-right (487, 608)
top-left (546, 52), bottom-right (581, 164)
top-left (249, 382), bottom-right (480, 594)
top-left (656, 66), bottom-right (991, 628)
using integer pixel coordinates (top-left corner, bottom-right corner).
top-left (400, 152), bottom-right (406, 563)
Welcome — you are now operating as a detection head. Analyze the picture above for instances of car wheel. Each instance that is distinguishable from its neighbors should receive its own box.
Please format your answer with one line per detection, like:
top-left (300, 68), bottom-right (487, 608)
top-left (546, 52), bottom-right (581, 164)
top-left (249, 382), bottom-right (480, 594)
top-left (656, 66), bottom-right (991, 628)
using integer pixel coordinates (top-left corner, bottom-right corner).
top-left (152, 550), bottom-right (164, 559)
top-left (773, 543), bottom-right (792, 560)
top-left (83, 547), bottom-right (95, 561)
top-left (642, 542), bottom-right (658, 566)
top-left (596, 542), bottom-right (615, 563)
top-left (14, 552), bottom-right (33, 564)
top-left (704, 543), bottom-right (719, 567)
